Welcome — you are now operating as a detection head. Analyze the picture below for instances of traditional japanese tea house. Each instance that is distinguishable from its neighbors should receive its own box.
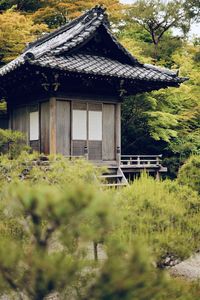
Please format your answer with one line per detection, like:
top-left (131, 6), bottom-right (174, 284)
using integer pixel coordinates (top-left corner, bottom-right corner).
top-left (0, 6), bottom-right (186, 183)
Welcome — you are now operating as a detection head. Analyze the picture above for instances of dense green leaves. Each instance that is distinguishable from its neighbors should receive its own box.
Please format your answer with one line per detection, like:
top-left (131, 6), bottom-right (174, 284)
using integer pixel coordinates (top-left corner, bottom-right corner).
top-left (0, 129), bottom-right (29, 158)
top-left (125, 0), bottom-right (198, 60)
top-left (32, 0), bottom-right (123, 28)
top-left (178, 155), bottom-right (200, 194)
top-left (0, 0), bottom-right (44, 12)
top-left (115, 174), bottom-right (200, 263)
top-left (0, 171), bottom-right (112, 299)
top-left (0, 10), bottom-right (47, 65)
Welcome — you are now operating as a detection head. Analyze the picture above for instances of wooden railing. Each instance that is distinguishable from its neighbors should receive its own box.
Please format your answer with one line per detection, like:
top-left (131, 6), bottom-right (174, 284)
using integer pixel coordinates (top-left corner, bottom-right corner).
top-left (120, 155), bottom-right (162, 167)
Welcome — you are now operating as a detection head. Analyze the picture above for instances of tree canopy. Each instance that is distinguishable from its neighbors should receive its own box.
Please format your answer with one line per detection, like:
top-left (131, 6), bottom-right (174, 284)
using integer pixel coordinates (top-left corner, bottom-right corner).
top-left (125, 0), bottom-right (199, 60)
top-left (0, 10), bottom-right (47, 64)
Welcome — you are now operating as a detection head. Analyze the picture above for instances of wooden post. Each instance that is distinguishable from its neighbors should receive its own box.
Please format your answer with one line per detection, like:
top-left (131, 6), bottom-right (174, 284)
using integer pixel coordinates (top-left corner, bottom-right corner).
top-left (49, 97), bottom-right (57, 155)
top-left (8, 106), bottom-right (12, 130)
top-left (116, 103), bottom-right (121, 166)
top-left (84, 146), bottom-right (88, 160)
top-left (156, 171), bottom-right (160, 180)
top-left (156, 155), bottom-right (161, 180)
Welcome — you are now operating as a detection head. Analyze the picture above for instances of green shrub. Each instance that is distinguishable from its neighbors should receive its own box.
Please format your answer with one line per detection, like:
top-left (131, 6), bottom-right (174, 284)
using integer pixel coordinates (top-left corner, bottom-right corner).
top-left (115, 174), bottom-right (200, 264)
top-left (1, 181), bottom-right (200, 300)
top-left (0, 152), bottom-right (102, 188)
top-left (0, 154), bottom-right (200, 298)
top-left (0, 129), bottom-right (29, 158)
top-left (178, 155), bottom-right (200, 194)
top-left (0, 180), bottom-right (114, 299)
top-left (81, 240), bottom-right (194, 300)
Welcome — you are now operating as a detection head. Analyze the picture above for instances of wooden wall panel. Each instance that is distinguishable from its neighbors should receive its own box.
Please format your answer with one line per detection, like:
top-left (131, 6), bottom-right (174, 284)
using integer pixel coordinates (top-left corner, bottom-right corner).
top-left (0, 116), bottom-right (8, 129)
top-left (88, 103), bottom-right (102, 111)
top-left (12, 106), bottom-right (28, 142)
top-left (40, 101), bottom-right (50, 154)
top-left (102, 104), bottom-right (115, 161)
top-left (30, 140), bottom-right (40, 152)
top-left (56, 100), bottom-right (71, 155)
top-left (49, 98), bottom-right (57, 154)
top-left (72, 140), bottom-right (86, 156)
top-left (88, 141), bottom-right (102, 160)
top-left (73, 102), bottom-right (87, 110)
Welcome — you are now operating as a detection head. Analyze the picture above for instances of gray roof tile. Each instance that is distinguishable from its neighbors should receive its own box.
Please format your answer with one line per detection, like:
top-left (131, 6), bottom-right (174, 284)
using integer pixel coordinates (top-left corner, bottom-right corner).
top-left (30, 54), bottom-right (185, 83)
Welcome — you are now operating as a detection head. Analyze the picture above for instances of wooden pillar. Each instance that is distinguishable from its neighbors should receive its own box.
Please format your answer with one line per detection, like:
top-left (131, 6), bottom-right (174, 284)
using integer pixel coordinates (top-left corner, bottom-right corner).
top-left (49, 97), bottom-right (57, 155)
top-left (116, 103), bottom-right (121, 165)
top-left (8, 104), bottom-right (12, 130)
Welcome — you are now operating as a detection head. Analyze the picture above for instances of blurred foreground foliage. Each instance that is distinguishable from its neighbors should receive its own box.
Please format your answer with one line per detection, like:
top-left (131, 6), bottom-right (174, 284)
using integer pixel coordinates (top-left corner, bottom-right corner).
top-left (0, 152), bottom-right (199, 299)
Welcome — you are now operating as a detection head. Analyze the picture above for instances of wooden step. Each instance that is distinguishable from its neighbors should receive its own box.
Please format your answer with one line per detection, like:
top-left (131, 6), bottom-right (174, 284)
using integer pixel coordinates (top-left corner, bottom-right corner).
top-left (99, 166), bottom-right (129, 188)
top-left (100, 174), bottom-right (123, 179)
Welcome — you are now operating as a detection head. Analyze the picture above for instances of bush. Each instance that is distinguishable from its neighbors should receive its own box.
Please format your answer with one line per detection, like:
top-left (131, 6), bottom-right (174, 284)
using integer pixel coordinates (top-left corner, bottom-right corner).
top-left (0, 152), bottom-right (102, 187)
top-left (0, 180), bottom-right (114, 299)
top-left (1, 181), bottom-right (200, 300)
top-left (115, 174), bottom-right (200, 264)
top-left (81, 241), bottom-right (195, 300)
top-left (0, 153), bottom-right (200, 298)
top-left (178, 155), bottom-right (200, 194)
top-left (0, 129), bottom-right (29, 158)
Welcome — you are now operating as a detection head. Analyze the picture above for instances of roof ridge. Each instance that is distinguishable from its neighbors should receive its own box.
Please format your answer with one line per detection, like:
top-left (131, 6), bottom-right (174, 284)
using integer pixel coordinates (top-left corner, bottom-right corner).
top-left (25, 5), bottom-right (107, 52)
top-left (24, 5), bottom-right (107, 61)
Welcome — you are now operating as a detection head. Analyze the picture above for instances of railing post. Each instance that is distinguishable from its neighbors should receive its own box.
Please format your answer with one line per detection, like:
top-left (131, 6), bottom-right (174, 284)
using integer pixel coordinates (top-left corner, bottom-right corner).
top-left (137, 155), bottom-right (140, 166)
top-left (156, 171), bottom-right (160, 180)
top-left (117, 146), bottom-right (121, 167)
top-left (84, 146), bottom-right (88, 160)
top-left (116, 103), bottom-right (121, 166)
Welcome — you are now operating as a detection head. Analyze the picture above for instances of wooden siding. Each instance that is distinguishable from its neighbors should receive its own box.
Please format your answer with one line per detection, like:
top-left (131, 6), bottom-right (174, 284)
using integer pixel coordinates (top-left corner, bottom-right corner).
top-left (73, 102), bottom-right (87, 110)
top-left (72, 140), bottom-right (86, 156)
top-left (30, 140), bottom-right (40, 152)
top-left (12, 106), bottom-right (28, 142)
top-left (40, 101), bottom-right (50, 154)
top-left (56, 100), bottom-right (71, 155)
top-left (88, 103), bottom-right (102, 111)
top-left (49, 98), bottom-right (57, 154)
top-left (88, 141), bottom-right (102, 160)
top-left (102, 104), bottom-right (115, 160)
top-left (0, 116), bottom-right (8, 129)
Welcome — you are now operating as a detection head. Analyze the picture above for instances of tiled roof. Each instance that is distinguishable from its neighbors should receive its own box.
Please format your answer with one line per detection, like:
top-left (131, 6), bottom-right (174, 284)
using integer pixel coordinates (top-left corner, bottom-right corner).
top-left (0, 5), bottom-right (187, 86)
top-left (31, 54), bottom-right (185, 83)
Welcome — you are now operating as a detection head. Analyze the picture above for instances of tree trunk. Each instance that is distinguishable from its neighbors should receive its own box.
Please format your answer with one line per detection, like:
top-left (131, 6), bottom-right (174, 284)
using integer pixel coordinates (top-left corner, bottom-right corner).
top-left (153, 41), bottom-right (159, 62)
